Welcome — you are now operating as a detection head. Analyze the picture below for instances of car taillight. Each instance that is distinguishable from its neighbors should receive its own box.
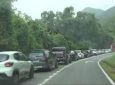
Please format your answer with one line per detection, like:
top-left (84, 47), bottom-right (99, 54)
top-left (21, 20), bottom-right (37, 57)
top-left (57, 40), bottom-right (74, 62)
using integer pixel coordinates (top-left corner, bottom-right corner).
top-left (5, 62), bottom-right (14, 67)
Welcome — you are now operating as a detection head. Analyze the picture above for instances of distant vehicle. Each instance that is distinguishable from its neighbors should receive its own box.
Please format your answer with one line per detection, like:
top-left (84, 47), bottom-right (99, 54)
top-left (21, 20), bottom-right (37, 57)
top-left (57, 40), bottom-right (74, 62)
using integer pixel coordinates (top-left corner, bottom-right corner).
top-left (51, 47), bottom-right (71, 64)
top-left (69, 50), bottom-right (78, 61)
top-left (0, 51), bottom-right (34, 85)
top-left (77, 51), bottom-right (84, 59)
top-left (29, 49), bottom-right (58, 71)
top-left (96, 50), bottom-right (102, 55)
top-left (92, 50), bottom-right (97, 55)
top-left (90, 49), bottom-right (98, 56)
top-left (105, 49), bottom-right (111, 53)
top-left (82, 50), bottom-right (89, 58)
top-left (74, 50), bottom-right (83, 59)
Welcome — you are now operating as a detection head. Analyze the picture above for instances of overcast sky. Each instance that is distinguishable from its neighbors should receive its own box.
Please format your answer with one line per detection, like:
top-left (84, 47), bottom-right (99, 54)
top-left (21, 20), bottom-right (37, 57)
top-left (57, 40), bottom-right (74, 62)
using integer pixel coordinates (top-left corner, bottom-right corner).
top-left (13, 0), bottom-right (115, 19)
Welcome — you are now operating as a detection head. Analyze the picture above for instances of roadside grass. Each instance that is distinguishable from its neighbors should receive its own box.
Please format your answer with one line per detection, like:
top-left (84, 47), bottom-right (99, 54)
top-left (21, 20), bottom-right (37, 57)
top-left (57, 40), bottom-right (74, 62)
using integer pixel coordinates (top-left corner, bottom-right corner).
top-left (100, 55), bottom-right (115, 82)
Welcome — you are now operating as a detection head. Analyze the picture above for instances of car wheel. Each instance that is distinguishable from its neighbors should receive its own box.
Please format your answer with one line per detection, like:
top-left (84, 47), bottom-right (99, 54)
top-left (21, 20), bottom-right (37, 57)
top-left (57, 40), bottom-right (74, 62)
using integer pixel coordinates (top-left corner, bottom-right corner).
top-left (11, 73), bottom-right (19, 85)
top-left (47, 66), bottom-right (52, 71)
top-left (29, 67), bottom-right (34, 79)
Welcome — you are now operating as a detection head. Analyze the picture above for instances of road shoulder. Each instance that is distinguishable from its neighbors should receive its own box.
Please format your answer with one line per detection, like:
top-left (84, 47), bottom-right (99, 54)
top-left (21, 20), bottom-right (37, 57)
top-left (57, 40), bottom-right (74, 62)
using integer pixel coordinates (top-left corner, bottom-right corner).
top-left (98, 55), bottom-right (115, 85)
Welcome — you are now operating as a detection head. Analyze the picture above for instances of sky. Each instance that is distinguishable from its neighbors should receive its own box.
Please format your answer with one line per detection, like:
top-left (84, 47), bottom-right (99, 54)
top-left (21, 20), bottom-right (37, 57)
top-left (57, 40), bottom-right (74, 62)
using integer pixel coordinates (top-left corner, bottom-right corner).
top-left (13, 0), bottom-right (115, 19)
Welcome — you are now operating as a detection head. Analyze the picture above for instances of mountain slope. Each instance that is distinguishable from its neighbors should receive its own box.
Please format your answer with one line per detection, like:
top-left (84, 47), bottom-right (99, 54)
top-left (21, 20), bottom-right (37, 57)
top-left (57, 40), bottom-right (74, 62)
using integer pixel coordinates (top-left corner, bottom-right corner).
top-left (82, 7), bottom-right (104, 16)
top-left (97, 6), bottom-right (115, 23)
top-left (82, 6), bottom-right (115, 23)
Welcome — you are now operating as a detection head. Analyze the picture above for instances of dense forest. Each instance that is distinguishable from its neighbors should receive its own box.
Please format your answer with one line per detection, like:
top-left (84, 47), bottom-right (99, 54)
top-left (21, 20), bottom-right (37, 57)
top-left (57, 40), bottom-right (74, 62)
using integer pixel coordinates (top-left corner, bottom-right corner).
top-left (0, 0), bottom-right (114, 53)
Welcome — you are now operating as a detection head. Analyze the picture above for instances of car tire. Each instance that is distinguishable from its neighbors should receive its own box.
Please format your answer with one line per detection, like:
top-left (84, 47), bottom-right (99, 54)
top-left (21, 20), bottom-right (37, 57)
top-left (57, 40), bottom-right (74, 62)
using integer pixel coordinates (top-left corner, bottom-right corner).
top-left (11, 73), bottom-right (19, 85)
top-left (47, 66), bottom-right (52, 71)
top-left (29, 67), bottom-right (34, 79)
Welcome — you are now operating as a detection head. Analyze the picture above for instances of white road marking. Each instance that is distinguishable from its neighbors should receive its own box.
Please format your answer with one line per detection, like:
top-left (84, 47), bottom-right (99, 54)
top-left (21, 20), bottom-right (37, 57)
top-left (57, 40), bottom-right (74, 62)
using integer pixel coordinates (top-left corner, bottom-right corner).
top-left (85, 61), bottom-right (94, 63)
top-left (98, 56), bottom-right (115, 85)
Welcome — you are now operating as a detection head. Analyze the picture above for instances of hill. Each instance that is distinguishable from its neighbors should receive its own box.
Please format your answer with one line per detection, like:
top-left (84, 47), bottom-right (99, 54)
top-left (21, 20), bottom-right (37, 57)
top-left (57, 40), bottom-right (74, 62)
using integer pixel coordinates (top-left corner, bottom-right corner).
top-left (97, 6), bottom-right (115, 23)
top-left (82, 7), bottom-right (104, 16)
top-left (82, 6), bottom-right (115, 23)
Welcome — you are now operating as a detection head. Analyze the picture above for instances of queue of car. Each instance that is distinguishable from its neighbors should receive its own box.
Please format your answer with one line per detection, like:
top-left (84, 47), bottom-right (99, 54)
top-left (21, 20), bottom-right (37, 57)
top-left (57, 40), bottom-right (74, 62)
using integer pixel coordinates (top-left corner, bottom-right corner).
top-left (0, 47), bottom-right (111, 85)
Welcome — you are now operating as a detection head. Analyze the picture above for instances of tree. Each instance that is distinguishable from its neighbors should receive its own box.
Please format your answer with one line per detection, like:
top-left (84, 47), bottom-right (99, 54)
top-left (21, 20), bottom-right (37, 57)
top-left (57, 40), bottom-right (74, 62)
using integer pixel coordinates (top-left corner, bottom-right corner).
top-left (0, 0), bottom-right (15, 50)
top-left (41, 11), bottom-right (55, 33)
top-left (63, 6), bottom-right (75, 19)
top-left (0, 4), bottom-right (113, 53)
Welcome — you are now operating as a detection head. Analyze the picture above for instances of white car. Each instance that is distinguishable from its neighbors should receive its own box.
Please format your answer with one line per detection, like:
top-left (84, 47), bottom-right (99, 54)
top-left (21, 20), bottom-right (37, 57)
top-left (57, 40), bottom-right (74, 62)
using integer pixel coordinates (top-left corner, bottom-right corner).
top-left (0, 51), bottom-right (34, 85)
top-left (77, 52), bottom-right (84, 59)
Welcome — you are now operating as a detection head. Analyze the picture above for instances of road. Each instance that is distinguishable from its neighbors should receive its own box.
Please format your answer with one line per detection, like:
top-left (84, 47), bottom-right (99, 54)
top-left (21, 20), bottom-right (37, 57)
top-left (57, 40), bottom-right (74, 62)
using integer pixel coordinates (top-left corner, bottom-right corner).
top-left (21, 53), bottom-right (114, 85)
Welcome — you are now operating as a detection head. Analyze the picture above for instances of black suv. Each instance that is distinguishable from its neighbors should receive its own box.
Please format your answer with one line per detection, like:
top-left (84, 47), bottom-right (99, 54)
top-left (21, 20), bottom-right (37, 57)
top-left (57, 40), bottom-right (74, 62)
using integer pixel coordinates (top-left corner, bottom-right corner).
top-left (29, 49), bottom-right (58, 71)
top-left (51, 47), bottom-right (71, 65)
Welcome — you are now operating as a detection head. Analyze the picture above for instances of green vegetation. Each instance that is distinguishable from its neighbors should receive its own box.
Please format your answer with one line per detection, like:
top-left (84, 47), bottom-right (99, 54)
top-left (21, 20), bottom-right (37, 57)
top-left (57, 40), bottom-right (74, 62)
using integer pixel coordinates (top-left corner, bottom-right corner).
top-left (98, 6), bottom-right (115, 23)
top-left (100, 55), bottom-right (115, 81)
top-left (83, 6), bottom-right (115, 23)
top-left (0, 0), bottom-right (115, 54)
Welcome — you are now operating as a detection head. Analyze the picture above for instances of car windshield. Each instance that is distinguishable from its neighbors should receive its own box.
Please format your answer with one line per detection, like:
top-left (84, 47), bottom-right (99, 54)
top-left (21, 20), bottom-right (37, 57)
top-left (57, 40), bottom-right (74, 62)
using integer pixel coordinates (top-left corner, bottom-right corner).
top-left (0, 54), bottom-right (9, 62)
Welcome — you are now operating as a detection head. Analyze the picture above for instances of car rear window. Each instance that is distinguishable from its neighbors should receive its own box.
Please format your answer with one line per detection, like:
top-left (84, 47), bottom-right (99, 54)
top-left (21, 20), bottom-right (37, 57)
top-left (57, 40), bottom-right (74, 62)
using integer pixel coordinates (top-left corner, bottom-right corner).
top-left (29, 53), bottom-right (44, 60)
top-left (0, 54), bottom-right (9, 62)
top-left (52, 52), bottom-right (64, 57)
top-left (52, 52), bottom-right (63, 54)
top-left (29, 52), bottom-right (44, 57)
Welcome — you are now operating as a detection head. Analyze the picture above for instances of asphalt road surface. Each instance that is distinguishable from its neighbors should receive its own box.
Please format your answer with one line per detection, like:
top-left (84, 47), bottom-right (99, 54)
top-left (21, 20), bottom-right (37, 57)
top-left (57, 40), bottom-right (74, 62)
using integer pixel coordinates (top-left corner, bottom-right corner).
top-left (21, 53), bottom-right (114, 85)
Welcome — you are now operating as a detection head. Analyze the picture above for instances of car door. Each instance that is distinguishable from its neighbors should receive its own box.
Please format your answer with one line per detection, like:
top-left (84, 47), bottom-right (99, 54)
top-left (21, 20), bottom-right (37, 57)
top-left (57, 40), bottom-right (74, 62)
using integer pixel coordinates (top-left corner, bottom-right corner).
top-left (14, 53), bottom-right (25, 78)
top-left (19, 53), bottom-right (31, 75)
top-left (23, 53), bottom-right (32, 73)
top-left (50, 52), bottom-right (57, 67)
top-left (47, 51), bottom-right (55, 68)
